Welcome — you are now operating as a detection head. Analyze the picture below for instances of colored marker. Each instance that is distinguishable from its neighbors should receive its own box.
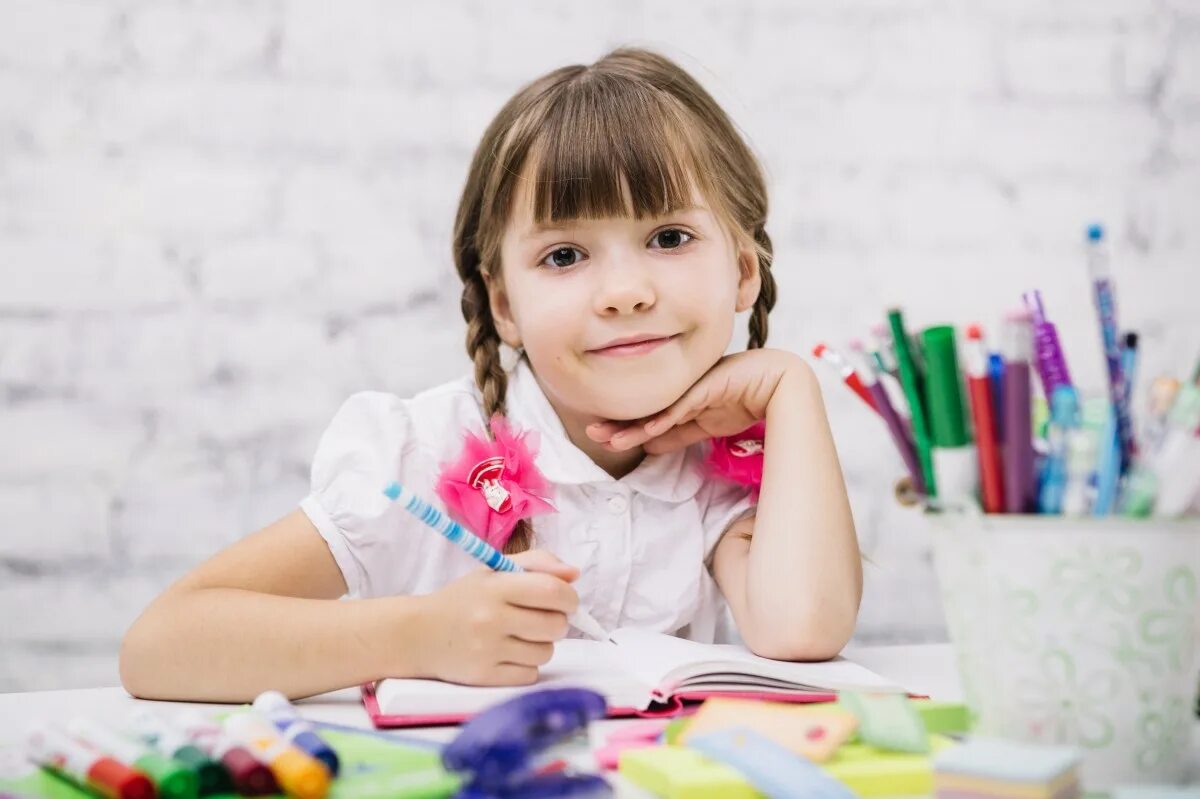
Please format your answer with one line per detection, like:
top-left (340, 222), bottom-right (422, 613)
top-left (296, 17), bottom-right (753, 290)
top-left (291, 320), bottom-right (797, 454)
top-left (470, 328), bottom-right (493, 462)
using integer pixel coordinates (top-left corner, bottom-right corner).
top-left (382, 481), bottom-right (613, 643)
top-left (1039, 385), bottom-right (1080, 514)
top-left (964, 325), bottom-right (1005, 513)
top-left (1120, 331), bottom-right (1138, 445)
top-left (860, 337), bottom-right (909, 419)
top-left (921, 325), bottom-right (977, 505)
top-left (1084, 224), bottom-right (1135, 472)
top-left (177, 712), bottom-right (277, 797)
top-left (130, 709), bottom-right (228, 796)
top-left (252, 692), bottom-right (340, 777)
top-left (812, 343), bottom-right (877, 412)
top-left (889, 309), bottom-right (936, 497)
top-left (26, 724), bottom-right (155, 799)
top-left (1144, 376), bottom-right (1181, 451)
top-left (869, 323), bottom-right (899, 379)
top-left (224, 712), bottom-right (330, 799)
top-left (988, 351), bottom-right (1005, 439)
top-left (1022, 290), bottom-right (1073, 397)
top-left (68, 718), bottom-right (196, 799)
top-left (849, 341), bottom-right (924, 493)
top-left (1092, 405), bottom-right (1121, 516)
top-left (1001, 310), bottom-right (1037, 513)
top-left (1149, 385), bottom-right (1200, 516)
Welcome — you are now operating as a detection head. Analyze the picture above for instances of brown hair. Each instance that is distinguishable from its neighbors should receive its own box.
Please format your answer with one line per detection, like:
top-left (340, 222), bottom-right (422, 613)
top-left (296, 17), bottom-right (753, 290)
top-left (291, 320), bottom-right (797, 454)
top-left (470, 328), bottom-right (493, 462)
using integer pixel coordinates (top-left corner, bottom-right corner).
top-left (452, 47), bottom-right (776, 554)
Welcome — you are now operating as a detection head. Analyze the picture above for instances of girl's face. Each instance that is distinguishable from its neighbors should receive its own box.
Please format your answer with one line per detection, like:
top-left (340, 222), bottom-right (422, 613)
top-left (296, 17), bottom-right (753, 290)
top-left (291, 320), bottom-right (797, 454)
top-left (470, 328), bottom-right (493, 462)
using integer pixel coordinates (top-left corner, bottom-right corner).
top-left (490, 176), bottom-right (760, 423)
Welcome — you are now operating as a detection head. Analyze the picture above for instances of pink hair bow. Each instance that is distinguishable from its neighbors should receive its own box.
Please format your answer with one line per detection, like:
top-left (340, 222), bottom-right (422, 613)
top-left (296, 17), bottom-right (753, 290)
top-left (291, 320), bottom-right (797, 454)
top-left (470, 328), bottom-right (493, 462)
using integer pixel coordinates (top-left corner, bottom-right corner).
top-left (435, 415), bottom-right (555, 550)
top-left (705, 421), bottom-right (765, 501)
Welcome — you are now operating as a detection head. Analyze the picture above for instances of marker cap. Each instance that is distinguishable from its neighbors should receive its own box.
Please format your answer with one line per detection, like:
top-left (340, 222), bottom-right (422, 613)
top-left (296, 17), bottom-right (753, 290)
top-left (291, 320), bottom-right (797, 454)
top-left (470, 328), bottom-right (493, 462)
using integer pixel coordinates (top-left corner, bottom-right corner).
top-left (921, 326), bottom-right (970, 447)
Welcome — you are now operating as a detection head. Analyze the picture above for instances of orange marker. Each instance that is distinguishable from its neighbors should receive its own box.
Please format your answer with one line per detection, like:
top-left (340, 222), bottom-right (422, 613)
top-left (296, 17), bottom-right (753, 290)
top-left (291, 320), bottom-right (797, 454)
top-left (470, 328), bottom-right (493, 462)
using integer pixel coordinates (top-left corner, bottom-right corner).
top-left (223, 712), bottom-right (329, 799)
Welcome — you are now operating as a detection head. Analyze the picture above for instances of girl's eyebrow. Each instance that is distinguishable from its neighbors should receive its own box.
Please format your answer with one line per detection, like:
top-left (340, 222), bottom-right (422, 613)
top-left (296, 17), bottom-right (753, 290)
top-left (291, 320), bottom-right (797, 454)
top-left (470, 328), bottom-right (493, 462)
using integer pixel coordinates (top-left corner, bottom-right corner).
top-left (523, 205), bottom-right (709, 238)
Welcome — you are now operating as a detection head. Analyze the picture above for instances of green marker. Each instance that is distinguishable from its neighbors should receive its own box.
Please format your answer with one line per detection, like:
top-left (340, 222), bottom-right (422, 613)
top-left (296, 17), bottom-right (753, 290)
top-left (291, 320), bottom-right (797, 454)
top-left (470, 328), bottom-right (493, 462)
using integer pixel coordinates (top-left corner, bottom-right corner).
top-left (67, 718), bottom-right (199, 799)
top-left (131, 709), bottom-right (230, 796)
top-left (889, 308), bottom-right (936, 497)
top-left (922, 325), bottom-right (977, 505)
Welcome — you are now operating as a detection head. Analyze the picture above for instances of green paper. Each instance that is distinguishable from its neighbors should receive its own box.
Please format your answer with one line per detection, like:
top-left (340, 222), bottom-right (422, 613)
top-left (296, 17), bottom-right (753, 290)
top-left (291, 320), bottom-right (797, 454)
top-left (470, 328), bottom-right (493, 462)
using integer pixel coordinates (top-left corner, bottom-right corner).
top-left (839, 692), bottom-right (930, 754)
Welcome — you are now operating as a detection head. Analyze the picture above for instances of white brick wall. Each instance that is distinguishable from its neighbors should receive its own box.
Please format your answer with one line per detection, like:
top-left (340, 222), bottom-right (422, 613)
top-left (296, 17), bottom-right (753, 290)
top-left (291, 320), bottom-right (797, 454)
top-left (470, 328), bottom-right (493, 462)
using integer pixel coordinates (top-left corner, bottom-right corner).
top-left (1, 0), bottom-right (1197, 691)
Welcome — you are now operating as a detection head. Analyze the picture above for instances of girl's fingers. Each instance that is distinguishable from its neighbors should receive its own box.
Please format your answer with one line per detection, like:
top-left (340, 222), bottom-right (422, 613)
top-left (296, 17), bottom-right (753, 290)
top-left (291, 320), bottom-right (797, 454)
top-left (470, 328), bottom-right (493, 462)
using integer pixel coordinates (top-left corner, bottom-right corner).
top-left (644, 421), bottom-right (712, 454)
top-left (480, 663), bottom-right (539, 686)
top-left (585, 421), bottom-right (626, 442)
top-left (500, 637), bottom-right (556, 668)
top-left (505, 606), bottom-right (570, 643)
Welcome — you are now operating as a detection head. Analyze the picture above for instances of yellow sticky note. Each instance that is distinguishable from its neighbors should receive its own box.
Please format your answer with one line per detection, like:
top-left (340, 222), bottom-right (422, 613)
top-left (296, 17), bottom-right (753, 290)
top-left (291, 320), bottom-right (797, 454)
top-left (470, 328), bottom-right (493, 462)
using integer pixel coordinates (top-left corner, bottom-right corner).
top-left (679, 698), bottom-right (858, 763)
top-left (823, 734), bottom-right (957, 797)
top-left (619, 745), bottom-right (762, 799)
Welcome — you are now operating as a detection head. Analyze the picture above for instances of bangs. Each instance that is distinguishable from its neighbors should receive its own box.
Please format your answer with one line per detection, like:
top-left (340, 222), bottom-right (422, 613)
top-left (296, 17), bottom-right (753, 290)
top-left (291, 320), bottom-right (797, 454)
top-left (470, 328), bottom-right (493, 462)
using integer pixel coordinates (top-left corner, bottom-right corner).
top-left (513, 75), bottom-right (713, 225)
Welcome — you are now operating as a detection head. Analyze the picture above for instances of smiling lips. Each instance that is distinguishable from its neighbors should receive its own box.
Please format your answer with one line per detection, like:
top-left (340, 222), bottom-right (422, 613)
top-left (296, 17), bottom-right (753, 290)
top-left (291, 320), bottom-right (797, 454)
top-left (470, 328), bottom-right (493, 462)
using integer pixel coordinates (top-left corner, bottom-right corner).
top-left (587, 333), bottom-right (678, 357)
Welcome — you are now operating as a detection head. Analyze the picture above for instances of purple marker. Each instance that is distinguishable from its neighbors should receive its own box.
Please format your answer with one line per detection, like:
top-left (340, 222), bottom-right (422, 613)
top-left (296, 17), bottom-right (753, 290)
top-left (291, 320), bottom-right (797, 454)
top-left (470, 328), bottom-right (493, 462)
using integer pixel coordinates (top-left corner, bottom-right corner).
top-left (851, 342), bottom-right (924, 494)
top-left (1022, 290), bottom-right (1073, 398)
top-left (1002, 310), bottom-right (1037, 513)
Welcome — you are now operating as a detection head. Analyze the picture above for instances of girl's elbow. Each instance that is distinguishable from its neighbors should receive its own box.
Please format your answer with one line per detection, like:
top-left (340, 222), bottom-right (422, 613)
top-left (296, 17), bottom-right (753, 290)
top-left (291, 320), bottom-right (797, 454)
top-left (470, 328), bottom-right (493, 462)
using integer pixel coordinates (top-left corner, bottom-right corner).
top-left (742, 611), bottom-right (856, 662)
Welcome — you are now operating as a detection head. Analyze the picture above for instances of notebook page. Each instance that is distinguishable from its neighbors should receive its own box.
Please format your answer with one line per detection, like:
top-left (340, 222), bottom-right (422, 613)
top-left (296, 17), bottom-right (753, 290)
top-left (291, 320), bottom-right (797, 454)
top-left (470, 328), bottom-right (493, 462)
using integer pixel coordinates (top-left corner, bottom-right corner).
top-left (609, 628), bottom-right (903, 698)
top-left (375, 639), bottom-right (653, 715)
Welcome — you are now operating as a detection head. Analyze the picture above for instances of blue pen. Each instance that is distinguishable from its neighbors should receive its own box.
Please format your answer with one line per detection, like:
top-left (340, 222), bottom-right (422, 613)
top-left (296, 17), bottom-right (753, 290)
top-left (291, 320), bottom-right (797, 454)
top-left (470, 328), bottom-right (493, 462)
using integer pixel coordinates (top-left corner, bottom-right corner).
top-left (1085, 224), bottom-right (1134, 473)
top-left (383, 482), bottom-right (613, 642)
top-left (1039, 386), bottom-right (1079, 514)
top-left (988, 351), bottom-right (1005, 439)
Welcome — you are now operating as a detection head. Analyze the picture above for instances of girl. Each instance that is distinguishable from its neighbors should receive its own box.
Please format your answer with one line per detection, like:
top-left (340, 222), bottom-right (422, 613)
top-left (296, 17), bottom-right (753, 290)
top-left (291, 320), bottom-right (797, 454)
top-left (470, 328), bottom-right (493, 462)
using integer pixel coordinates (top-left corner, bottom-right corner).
top-left (120, 47), bottom-right (861, 702)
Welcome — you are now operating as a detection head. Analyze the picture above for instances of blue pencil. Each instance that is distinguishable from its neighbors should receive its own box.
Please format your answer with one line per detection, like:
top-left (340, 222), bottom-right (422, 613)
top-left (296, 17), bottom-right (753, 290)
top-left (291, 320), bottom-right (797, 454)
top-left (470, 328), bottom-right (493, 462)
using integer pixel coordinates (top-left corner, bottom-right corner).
top-left (382, 482), bottom-right (612, 641)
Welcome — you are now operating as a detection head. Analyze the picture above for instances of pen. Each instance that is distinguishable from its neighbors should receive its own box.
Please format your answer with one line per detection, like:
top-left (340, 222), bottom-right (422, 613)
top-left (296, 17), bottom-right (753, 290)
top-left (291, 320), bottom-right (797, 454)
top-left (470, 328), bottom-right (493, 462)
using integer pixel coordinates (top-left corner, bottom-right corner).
top-left (888, 309), bottom-right (937, 497)
top-left (1084, 224), bottom-right (1134, 471)
top-left (383, 482), bottom-right (613, 643)
top-left (1023, 290), bottom-right (1073, 398)
top-left (812, 343), bottom-right (877, 413)
top-left (849, 341), bottom-right (924, 493)
top-left (964, 325), bottom-right (1005, 513)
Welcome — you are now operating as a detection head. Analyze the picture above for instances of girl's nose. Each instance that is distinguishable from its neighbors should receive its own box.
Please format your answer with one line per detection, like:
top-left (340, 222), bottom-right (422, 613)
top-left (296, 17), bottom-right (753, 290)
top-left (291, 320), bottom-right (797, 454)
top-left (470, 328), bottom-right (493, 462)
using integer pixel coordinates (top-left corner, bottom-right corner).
top-left (594, 263), bottom-right (657, 316)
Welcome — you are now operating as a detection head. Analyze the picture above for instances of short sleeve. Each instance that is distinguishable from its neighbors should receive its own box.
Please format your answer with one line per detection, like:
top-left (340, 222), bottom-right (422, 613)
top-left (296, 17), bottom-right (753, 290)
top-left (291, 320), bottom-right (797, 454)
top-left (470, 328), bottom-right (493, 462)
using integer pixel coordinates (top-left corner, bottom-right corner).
top-left (696, 478), bottom-right (758, 560)
top-left (300, 392), bottom-right (416, 599)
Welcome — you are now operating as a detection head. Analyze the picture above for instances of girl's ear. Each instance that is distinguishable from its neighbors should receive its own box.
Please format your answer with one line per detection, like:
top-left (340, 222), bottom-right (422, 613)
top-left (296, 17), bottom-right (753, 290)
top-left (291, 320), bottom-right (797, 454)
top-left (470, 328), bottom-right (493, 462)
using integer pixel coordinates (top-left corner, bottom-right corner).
top-left (485, 273), bottom-right (523, 349)
top-left (734, 239), bottom-right (762, 313)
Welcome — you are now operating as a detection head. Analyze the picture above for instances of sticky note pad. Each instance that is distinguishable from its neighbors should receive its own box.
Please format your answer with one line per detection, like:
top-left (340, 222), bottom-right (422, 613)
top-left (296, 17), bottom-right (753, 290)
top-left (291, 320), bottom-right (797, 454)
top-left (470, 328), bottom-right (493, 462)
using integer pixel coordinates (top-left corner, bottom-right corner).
top-left (689, 728), bottom-right (856, 799)
top-left (839, 691), bottom-right (930, 753)
top-left (823, 734), bottom-right (957, 797)
top-left (933, 738), bottom-right (1080, 783)
top-left (909, 700), bottom-right (971, 735)
top-left (618, 745), bottom-right (762, 799)
top-left (1112, 789), bottom-right (1200, 799)
top-left (679, 698), bottom-right (858, 762)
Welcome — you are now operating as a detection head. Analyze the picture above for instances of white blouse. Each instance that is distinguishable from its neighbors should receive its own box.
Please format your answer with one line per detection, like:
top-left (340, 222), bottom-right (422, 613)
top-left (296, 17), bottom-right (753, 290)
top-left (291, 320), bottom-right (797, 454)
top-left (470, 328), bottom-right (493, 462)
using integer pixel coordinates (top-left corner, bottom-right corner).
top-left (300, 358), bottom-right (756, 643)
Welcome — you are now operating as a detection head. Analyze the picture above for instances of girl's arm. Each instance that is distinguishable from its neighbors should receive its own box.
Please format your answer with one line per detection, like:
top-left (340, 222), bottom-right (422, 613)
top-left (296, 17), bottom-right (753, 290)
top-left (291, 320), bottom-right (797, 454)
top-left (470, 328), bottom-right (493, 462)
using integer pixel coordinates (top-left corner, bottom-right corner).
top-left (710, 357), bottom-right (862, 660)
top-left (119, 510), bottom-right (422, 701)
top-left (120, 510), bottom-right (580, 701)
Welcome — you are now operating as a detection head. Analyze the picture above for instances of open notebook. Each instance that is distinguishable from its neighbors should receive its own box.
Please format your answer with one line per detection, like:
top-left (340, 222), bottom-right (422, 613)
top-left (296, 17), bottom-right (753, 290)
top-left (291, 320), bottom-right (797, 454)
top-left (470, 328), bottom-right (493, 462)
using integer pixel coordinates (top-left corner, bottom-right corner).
top-left (363, 628), bottom-right (904, 728)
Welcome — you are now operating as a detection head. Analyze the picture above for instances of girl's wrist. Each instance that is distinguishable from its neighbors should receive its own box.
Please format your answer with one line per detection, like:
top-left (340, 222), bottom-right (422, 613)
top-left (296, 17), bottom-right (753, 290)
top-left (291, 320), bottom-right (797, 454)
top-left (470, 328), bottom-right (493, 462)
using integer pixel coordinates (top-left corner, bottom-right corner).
top-left (355, 594), bottom-right (430, 681)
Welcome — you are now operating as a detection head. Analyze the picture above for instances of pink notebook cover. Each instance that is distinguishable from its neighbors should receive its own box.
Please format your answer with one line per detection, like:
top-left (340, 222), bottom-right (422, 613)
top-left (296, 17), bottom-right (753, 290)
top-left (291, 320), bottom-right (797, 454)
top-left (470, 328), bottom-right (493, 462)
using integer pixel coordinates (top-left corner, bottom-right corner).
top-left (361, 681), bottom-right (840, 729)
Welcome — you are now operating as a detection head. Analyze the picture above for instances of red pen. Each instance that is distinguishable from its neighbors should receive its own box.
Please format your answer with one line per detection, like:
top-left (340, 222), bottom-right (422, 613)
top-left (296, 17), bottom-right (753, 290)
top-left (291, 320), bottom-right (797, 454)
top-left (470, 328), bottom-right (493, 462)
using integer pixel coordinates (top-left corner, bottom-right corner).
top-left (964, 324), bottom-right (1005, 513)
top-left (813, 343), bottom-right (876, 413)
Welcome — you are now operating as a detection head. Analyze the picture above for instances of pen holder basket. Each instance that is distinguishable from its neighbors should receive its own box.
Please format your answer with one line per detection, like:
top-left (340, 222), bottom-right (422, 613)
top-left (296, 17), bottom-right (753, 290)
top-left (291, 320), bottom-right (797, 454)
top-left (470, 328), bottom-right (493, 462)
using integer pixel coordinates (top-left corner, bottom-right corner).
top-left (929, 510), bottom-right (1200, 789)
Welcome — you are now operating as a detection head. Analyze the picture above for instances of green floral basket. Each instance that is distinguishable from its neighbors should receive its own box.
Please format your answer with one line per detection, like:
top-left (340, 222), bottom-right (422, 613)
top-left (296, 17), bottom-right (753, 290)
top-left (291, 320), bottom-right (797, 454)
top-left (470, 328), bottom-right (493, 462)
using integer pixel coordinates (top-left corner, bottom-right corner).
top-left (929, 510), bottom-right (1200, 789)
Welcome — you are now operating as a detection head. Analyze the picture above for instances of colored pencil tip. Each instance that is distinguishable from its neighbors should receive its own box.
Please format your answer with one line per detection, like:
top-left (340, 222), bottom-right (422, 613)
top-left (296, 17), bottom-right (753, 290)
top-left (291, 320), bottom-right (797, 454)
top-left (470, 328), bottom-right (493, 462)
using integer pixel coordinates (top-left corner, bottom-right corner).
top-left (965, 323), bottom-right (983, 340)
top-left (1086, 222), bottom-right (1104, 242)
top-left (812, 343), bottom-right (828, 358)
top-left (1123, 331), bottom-right (1138, 349)
top-left (848, 338), bottom-right (864, 352)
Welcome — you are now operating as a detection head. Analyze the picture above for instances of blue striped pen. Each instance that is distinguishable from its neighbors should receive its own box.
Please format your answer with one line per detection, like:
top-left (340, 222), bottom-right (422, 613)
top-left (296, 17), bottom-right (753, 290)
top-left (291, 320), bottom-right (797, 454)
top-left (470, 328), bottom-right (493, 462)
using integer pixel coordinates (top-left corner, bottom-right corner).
top-left (383, 481), bottom-right (614, 642)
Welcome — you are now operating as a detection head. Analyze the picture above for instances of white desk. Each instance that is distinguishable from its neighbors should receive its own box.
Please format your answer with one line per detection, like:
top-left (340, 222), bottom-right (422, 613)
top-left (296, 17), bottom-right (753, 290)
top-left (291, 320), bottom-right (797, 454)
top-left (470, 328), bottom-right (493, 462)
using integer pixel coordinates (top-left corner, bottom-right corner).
top-left (0, 644), bottom-right (1012, 798)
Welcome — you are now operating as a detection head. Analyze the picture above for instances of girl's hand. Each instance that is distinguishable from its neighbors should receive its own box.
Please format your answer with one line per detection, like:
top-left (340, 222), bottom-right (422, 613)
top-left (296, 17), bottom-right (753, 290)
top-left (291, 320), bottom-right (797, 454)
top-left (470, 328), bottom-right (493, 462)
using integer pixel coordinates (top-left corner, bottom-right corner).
top-left (587, 349), bottom-right (806, 454)
top-left (406, 549), bottom-right (580, 686)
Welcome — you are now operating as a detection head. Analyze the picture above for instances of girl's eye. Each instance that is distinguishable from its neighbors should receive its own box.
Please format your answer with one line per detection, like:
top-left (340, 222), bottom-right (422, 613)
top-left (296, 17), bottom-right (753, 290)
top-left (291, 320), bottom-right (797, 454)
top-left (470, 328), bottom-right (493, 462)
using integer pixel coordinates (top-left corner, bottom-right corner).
top-left (649, 228), bottom-right (693, 250)
top-left (541, 247), bottom-right (584, 269)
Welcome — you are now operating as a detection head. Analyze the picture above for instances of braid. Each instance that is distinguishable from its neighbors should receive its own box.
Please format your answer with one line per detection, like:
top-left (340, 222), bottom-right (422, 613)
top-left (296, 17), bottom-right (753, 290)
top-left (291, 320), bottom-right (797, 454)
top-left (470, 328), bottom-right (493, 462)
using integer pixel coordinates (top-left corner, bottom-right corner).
top-left (460, 271), bottom-right (534, 555)
top-left (747, 226), bottom-right (776, 350)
